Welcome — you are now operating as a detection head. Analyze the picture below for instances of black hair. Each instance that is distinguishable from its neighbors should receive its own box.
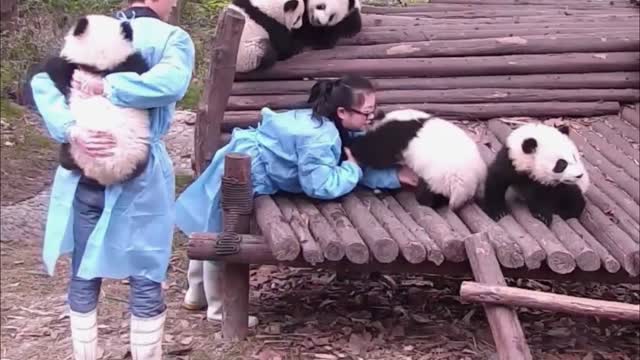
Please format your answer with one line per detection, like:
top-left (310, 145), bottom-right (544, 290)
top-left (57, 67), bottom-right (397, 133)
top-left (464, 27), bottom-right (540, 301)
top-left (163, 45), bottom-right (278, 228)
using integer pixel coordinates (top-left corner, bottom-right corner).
top-left (307, 75), bottom-right (375, 161)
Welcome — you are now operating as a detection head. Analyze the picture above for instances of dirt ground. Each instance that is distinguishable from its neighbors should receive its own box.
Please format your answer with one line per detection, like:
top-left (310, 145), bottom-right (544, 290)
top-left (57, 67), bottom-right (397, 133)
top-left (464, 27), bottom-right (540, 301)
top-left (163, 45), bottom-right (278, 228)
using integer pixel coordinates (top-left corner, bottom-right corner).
top-left (1, 108), bottom-right (639, 359)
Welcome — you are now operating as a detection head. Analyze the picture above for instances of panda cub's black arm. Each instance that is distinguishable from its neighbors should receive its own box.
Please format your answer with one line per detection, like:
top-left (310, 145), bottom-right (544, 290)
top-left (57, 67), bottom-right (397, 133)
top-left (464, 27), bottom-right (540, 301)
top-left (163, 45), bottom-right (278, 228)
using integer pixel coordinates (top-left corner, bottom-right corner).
top-left (43, 56), bottom-right (77, 97)
top-left (483, 147), bottom-right (517, 221)
top-left (349, 120), bottom-right (422, 169)
top-left (109, 53), bottom-right (150, 75)
top-left (552, 183), bottom-right (587, 221)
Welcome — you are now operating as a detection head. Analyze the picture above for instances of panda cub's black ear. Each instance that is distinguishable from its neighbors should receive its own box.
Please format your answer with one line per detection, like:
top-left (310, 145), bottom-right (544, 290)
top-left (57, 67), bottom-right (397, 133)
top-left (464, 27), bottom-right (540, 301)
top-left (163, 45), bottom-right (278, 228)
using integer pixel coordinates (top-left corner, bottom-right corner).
top-left (73, 17), bottom-right (89, 36)
top-left (555, 124), bottom-right (570, 135)
top-left (120, 21), bottom-right (133, 42)
top-left (284, 0), bottom-right (299, 13)
top-left (522, 138), bottom-right (537, 154)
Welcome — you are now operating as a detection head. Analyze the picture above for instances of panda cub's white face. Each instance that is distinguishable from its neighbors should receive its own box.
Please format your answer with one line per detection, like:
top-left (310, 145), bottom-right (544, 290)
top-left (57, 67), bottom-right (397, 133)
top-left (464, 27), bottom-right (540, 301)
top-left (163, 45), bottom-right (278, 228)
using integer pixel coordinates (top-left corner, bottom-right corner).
top-left (307, 0), bottom-right (359, 26)
top-left (60, 14), bottom-right (137, 71)
top-left (507, 123), bottom-right (589, 192)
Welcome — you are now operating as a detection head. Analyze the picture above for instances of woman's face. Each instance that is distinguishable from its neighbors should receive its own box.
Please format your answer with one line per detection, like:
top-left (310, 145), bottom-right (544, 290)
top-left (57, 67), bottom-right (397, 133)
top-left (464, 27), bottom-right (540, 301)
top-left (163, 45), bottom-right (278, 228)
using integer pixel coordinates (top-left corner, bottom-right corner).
top-left (337, 92), bottom-right (377, 131)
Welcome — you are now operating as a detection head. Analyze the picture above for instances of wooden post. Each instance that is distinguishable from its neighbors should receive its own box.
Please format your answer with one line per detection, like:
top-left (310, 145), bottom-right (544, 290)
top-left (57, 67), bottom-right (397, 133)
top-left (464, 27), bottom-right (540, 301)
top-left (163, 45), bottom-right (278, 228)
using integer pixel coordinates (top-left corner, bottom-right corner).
top-left (193, 6), bottom-right (245, 175)
top-left (465, 233), bottom-right (533, 360)
top-left (168, 0), bottom-right (185, 25)
top-left (221, 153), bottom-right (253, 341)
top-left (460, 281), bottom-right (640, 322)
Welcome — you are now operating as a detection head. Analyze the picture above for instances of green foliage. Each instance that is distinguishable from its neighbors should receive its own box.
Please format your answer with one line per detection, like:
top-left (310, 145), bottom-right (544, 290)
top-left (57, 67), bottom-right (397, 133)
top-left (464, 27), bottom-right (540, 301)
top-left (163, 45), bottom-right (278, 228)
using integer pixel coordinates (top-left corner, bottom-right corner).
top-left (0, 99), bottom-right (25, 121)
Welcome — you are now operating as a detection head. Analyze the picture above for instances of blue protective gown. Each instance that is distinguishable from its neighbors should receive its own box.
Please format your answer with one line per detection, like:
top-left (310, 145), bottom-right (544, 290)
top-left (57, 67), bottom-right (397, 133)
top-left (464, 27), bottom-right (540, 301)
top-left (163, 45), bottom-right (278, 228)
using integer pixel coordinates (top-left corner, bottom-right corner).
top-left (31, 15), bottom-right (195, 283)
top-left (176, 107), bottom-right (401, 236)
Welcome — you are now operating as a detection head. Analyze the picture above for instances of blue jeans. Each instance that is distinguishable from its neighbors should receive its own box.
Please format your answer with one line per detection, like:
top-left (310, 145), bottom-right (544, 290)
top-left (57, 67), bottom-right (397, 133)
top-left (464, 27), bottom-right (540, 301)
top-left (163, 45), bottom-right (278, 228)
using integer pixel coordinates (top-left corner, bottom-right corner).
top-left (68, 178), bottom-right (166, 318)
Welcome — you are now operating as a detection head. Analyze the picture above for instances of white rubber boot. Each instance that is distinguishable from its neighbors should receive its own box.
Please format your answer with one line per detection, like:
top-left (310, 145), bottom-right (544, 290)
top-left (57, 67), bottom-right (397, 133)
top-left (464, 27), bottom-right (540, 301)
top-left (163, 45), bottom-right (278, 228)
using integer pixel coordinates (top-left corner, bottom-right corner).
top-left (130, 311), bottom-right (166, 360)
top-left (70, 309), bottom-right (98, 360)
top-left (203, 261), bottom-right (259, 328)
top-left (183, 260), bottom-right (206, 310)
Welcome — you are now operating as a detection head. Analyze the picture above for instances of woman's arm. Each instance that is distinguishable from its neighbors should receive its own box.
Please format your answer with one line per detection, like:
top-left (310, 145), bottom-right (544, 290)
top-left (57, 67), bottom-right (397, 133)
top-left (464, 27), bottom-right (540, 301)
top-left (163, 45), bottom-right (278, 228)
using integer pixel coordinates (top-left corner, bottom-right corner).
top-left (102, 29), bottom-right (195, 109)
top-left (360, 167), bottom-right (401, 189)
top-left (297, 142), bottom-right (363, 200)
top-left (31, 72), bottom-right (75, 143)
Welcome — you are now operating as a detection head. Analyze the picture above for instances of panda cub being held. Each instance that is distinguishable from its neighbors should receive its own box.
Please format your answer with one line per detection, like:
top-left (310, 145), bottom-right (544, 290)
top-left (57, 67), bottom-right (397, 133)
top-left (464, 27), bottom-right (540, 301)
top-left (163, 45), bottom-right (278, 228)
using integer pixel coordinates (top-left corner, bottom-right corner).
top-left (42, 14), bottom-right (151, 186)
top-left (292, 0), bottom-right (363, 50)
top-left (483, 123), bottom-right (590, 227)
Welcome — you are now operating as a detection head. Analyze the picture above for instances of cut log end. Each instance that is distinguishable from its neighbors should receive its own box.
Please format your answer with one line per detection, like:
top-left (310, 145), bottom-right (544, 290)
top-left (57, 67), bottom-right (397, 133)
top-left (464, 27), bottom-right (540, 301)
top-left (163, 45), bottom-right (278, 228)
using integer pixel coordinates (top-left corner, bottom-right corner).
top-left (546, 252), bottom-right (577, 274)
top-left (442, 235), bottom-right (468, 263)
top-left (402, 243), bottom-right (428, 264)
top-left (325, 243), bottom-right (347, 262)
top-left (575, 250), bottom-right (602, 272)
top-left (373, 238), bottom-right (401, 263)
top-left (428, 250), bottom-right (446, 266)
top-left (345, 242), bottom-right (370, 264)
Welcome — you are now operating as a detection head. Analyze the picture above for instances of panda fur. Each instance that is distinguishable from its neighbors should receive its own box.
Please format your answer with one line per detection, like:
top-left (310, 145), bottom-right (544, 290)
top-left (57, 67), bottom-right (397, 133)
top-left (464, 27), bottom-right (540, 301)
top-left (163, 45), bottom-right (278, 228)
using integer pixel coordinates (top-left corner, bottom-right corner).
top-left (350, 109), bottom-right (487, 210)
top-left (42, 14), bottom-right (151, 186)
top-left (292, 0), bottom-right (363, 50)
top-left (483, 122), bottom-right (590, 227)
top-left (231, 0), bottom-right (305, 73)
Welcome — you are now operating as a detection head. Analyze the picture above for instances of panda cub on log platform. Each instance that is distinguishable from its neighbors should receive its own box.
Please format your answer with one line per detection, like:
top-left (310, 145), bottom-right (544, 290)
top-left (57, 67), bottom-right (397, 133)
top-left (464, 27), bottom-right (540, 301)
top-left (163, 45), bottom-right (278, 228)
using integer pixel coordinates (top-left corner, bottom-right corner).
top-left (483, 123), bottom-right (590, 227)
top-left (42, 14), bottom-right (151, 186)
top-left (292, 0), bottom-right (363, 50)
top-left (350, 109), bottom-right (487, 210)
top-left (231, 0), bottom-right (305, 73)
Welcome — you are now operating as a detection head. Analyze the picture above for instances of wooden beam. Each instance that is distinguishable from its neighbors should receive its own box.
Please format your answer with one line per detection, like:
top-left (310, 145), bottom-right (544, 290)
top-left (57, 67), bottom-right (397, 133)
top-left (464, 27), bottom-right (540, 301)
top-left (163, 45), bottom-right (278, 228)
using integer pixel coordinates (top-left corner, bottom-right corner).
top-left (254, 195), bottom-right (301, 262)
top-left (221, 153), bottom-right (253, 341)
top-left (193, 6), bottom-right (245, 175)
top-left (460, 281), bottom-right (640, 322)
top-left (464, 233), bottom-right (533, 360)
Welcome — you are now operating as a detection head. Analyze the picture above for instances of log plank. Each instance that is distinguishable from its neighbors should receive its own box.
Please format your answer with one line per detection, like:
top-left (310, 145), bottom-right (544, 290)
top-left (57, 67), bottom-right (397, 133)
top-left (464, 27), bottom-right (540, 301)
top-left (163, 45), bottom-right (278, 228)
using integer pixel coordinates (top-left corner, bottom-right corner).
top-left (293, 198), bottom-right (346, 262)
top-left (316, 201), bottom-right (371, 264)
top-left (272, 196), bottom-right (324, 265)
top-left (254, 195), bottom-right (301, 261)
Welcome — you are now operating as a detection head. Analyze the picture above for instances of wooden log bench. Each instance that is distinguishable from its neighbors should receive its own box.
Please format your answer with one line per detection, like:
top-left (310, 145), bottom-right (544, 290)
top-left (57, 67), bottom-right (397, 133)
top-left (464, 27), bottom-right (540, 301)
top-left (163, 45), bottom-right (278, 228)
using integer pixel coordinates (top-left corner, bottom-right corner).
top-left (187, 2), bottom-right (640, 357)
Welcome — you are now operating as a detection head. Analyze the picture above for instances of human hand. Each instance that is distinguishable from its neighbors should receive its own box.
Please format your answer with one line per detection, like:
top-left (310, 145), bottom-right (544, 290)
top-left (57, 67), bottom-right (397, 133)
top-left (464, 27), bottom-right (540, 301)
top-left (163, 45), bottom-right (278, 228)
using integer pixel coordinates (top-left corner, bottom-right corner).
top-left (71, 69), bottom-right (104, 97)
top-left (344, 147), bottom-right (359, 166)
top-left (68, 127), bottom-right (116, 158)
top-left (397, 165), bottom-right (419, 187)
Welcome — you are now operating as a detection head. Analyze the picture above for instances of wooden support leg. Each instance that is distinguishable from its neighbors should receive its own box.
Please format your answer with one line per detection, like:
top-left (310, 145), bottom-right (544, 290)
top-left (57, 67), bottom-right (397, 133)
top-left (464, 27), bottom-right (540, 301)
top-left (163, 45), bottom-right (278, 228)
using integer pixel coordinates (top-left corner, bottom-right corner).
top-left (464, 233), bottom-right (533, 360)
top-left (221, 153), bottom-right (253, 341)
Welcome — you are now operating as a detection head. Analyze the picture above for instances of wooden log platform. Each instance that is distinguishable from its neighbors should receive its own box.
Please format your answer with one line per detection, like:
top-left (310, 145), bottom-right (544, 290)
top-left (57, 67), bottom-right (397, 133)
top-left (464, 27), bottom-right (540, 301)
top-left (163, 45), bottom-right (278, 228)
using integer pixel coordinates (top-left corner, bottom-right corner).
top-left (189, 0), bottom-right (640, 345)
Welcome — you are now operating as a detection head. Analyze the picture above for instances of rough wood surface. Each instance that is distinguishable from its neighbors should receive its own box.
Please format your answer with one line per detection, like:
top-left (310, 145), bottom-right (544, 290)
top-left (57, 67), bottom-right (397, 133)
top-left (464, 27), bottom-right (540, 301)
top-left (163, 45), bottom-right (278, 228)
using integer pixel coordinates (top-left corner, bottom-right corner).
top-left (368, 8), bottom-right (636, 19)
top-left (379, 194), bottom-right (445, 265)
top-left (620, 104), bottom-right (640, 128)
top-left (425, 0), bottom-right (632, 7)
top-left (357, 190), bottom-right (427, 264)
top-left (610, 114), bottom-right (640, 143)
top-left (456, 204), bottom-right (525, 268)
top-left (220, 102), bottom-right (621, 131)
top-left (293, 198), bottom-right (346, 262)
top-left (548, 215), bottom-right (600, 272)
top-left (585, 183), bottom-right (640, 240)
top-left (273, 196), bottom-right (323, 265)
top-left (220, 152), bottom-right (253, 341)
top-left (254, 195), bottom-right (301, 262)
top-left (341, 194), bottom-right (399, 263)
top-left (460, 281), bottom-right (640, 322)
top-left (316, 201), bottom-right (370, 264)
top-left (464, 233), bottom-right (533, 360)
top-left (344, 27), bottom-right (637, 45)
top-left (575, 127), bottom-right (640, 180)
top-left (231, 72), bottom-right (640, 95)
top-left (565, 219), bottom-right (622, 274)
top-left (570, 131), bottom-right (640, 203)
top-left (292, 34), bottom-right (639, 61)
top-left (395, 191), bottom-right (467, 262)
top-left (226, 88), bottom-right (640, 111)
top-left (193, 7), bottom-right (245, 174)
top-left (580, 203), bottom-right (640, 276)
top-left (591, 120), bottom-right (640, 163)
top-left (581, 158), bottom-right (640, 223)
top-left (235, 52), bottom-right (640, 80)
top-left (362, 2), bottom-right (636, 12)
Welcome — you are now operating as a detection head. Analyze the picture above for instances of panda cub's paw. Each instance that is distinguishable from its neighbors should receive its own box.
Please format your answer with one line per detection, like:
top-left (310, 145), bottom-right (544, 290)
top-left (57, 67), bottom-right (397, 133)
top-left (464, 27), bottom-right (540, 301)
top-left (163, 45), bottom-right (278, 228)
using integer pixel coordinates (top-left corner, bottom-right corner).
top-left (484, 203), bottom-right (509, 222)
top-left (532, 210), bottom-right (552, 227)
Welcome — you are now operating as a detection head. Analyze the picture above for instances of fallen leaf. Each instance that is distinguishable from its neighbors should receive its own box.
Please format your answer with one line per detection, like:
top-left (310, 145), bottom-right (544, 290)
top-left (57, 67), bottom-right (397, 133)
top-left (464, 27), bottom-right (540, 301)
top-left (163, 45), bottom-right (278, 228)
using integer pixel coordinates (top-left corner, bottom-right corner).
top-left (180, 336), bottom-right (193, 345)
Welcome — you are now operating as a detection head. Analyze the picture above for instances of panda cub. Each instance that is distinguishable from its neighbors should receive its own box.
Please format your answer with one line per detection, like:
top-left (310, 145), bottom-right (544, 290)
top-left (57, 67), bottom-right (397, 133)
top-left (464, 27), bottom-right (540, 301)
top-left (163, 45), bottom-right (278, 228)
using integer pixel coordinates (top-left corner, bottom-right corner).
top-left (483, 123), bottom-right (590, 227)
top-left (292, 0), bottom-right (363, 51)
top-left (231, 0), bottom-right (305, 73)
top-left (42, 14), bottom-right (151, 186)
top-left (350, 109), bottom-right (487, 210)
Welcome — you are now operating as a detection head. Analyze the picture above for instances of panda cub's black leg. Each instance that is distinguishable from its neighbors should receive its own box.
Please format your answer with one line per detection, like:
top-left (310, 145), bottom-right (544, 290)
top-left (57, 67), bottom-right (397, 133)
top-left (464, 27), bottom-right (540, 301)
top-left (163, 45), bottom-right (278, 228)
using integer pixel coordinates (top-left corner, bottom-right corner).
top-left (256, 40), bottom-right (279, 71)
top-left (554, 184), bottom-right (586, 220)
top-left (415, 178), bottom-right (449, 209)
top-left (59, 143), bottom-right (82, 171)
top-left (526, 194), bottom-right (554, 227)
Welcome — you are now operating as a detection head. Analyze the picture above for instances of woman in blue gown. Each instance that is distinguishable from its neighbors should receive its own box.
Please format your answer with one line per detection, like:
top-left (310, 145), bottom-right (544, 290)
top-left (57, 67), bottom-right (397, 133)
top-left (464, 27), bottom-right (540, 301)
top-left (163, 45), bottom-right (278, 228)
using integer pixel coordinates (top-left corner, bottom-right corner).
top-left (176, 75), bottom-right (419, 326)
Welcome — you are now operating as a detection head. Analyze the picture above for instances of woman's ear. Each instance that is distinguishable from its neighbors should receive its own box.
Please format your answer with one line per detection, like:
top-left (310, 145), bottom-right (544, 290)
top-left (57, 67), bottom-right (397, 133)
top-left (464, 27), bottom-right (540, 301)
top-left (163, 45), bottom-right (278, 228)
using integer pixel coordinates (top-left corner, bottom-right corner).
top-left (336, 106), bottom-right (348, 120)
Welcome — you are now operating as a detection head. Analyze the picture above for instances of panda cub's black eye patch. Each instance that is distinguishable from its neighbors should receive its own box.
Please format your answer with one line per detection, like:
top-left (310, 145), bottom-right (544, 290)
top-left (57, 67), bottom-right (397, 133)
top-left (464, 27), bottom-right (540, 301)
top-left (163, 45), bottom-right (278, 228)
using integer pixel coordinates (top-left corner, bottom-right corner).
top-left (553, 159), bottom-right (568, 173)
top-left (316, 4), bottom-right (326, 10)
top-left (329, 14), bottom-right (335, 22)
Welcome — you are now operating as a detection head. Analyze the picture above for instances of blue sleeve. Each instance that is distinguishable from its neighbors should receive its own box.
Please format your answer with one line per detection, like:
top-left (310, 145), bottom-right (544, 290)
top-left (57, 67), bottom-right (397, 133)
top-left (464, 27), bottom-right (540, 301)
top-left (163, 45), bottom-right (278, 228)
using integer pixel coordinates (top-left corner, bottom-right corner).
top-left (347, 131), bottom-right (401, 189)
top-left (360, 167), bottom-right (401, 189)
top-left (103, 29), bottom-right (195, 109)
top-left (297, 141), bottom-right (363, 200)
top-left (30, 72), bottom-right (74, 143)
